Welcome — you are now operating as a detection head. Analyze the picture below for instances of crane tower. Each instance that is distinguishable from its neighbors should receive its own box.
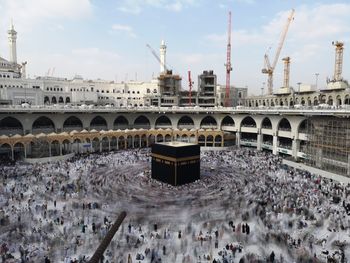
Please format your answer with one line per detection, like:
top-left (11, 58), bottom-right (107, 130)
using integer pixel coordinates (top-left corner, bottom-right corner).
top-left (262, 9), bottom-right (295, 95)
top-left (282, 57), bottom-right (290, 91)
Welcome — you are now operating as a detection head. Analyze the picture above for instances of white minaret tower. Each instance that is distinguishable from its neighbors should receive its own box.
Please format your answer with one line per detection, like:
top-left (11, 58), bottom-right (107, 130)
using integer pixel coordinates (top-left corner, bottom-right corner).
top-left (8, 21), bottom-right (17, 64)
top-left (160, 40), bottom-right (166, 73)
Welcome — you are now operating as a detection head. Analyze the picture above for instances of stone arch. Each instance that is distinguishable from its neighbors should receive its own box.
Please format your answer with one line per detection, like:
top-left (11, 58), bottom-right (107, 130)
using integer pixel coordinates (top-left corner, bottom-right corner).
top-left (298, 119), bottom-right (313, 133)
top-left (101, 137), bottom-right (109, 152)
top-left (221, 115), bottom-right (235, 127)
top-left (277, 118), bottom-right (291, 131)
top-left (58, 96), bottom-right (64, 103)
top-left (261, 117), bottom-right (272, 129)
top-left (110, 136), bottom-right (118, 150)
top-left (114, 116), bottom-right (129, 130)
top-left (134, 135), bottom-right (140, 148)
top-left (63, 116), bottom-right (83, 131)
top-left (155, 115), bottom-right (172, 129)
top-left (51, 96), bottom-right (57, 104)
top-left (345, 95), bottom-right (350, 105)
top-left (241, 116), bottom-right (256, 128)
top-left (206, 135), bottom-right (214, 146)
top-left (200, 116), bottom-right (217, 129)
top-left (134, 115), bottom-right (151, 129)
top-left (0, 116), bottom-right (24, 135)
top-left (65, 97), bottom-right (71, 103)
top-left (0, 143), bottom-right (12, 161)
top-left (177, 116), bottom-right (194, 129)
top-left (51, 140), bottom-right (61, 156)
top-left (156, 134), bottom-right (164, 142)
top-left (165, 134), bottom-right (172, 142)
top-left (181, 134), bottom-right (188, 142)
top-left (327, 95), bottom-right (333, 106)
top-left (336, 95), bottom-right (342, 106)
top-left (90, 116), bottom-right (107, 130)
top-left (92, 137), bottom-right (100, 152)
top-left (126, 135), bottom-right (133, 148)
top-left (198, 135), bottom-right (205, 146)
top-left (215, 135), bottom-right (222, 146)
top-left (32, 116), bottom-right (55, 134)
top-left (141, 134), bottom-right (147, 147)
top-left (13, 142), bottom-right (25, 160)
top-left (44, 96), bottom-right (50, 104)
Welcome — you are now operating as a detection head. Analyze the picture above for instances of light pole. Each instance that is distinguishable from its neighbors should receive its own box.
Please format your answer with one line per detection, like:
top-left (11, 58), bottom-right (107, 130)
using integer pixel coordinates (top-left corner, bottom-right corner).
top-left (315, 73), bottom-right (319, 90)
top-left (296, 82), bottom-right (301, 106)
top-left (261, 82), bottom-right (265, 96)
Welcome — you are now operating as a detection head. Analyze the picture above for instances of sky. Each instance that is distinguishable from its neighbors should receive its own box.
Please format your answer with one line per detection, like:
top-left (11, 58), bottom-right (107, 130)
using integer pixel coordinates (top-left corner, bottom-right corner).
top-left (0, 0), bottom-right (349, 95)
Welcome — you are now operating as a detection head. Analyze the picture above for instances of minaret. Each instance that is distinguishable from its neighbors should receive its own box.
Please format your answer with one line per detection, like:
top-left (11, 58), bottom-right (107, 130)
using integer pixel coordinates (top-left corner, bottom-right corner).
top-left (160, 40), bottom-right (166, 73)
top-left (8, 21), bottom-right (17, 64)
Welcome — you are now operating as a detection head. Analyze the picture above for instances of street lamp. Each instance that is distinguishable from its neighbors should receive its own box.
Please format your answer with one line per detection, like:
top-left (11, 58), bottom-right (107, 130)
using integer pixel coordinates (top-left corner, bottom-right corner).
top-left (261, 82), bottom-right (265, 96)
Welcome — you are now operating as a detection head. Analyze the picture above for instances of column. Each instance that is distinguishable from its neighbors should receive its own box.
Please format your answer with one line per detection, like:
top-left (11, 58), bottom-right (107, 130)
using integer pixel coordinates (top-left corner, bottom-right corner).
top-left (11, 146), bottom-right (14, 160)
top-left (116, 137), bottom-right (119, 150)
top-left (99, 141), bottom-right (102, 152)
top-left (257, 133), bottom-right (262, 151)
top-left (60, 143), bottom-right (63, 155)
top-left (316, 148), bottom-right (322, 169)
top-left (132, 136), bottom-right (135, 148)
top-left (49, 143), bottom-right (52, 157)
top-left (347, 154), bottom-right (350, 177)
top-left (139, 137), bottom-right (142, 148)
top-left (272, 135), bottom-right (278, 155)
top-left (292, 139), bottom-right (300, 160)
top-left (24, 144), bottom-right (27, 158)
top-left (236, 132), bottom-right (241, 147)
top-left (108, 140), bottom-right (111, 152)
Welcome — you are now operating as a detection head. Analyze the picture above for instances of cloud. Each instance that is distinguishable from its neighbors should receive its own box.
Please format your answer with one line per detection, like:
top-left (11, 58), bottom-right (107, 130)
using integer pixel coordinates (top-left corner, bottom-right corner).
top-left (0, 0), bottom-right (93, 33)
top-left (111, 24), bottom-right (137, 38)
top-left (117, 0), bottom-right (197, 14)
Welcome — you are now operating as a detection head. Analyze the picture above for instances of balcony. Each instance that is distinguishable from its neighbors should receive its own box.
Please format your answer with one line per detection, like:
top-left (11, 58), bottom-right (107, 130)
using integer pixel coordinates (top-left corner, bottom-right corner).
top-left (240, 139), bottom-right (257, 147)
top-left (241, 126), bottom-right (257, 133)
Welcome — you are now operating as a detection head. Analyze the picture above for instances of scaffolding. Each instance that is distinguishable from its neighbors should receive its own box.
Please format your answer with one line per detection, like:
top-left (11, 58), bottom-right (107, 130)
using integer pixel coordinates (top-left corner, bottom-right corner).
top-left (306, 116), bottom-right (350, 177)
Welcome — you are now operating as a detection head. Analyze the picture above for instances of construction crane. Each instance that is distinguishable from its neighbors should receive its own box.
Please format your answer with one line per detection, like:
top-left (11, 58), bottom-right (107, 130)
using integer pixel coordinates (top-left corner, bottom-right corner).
top-left (146, 44), bottom-right (167, 72)
top-left (224, 11), bottom-right (232, 107)
top-left (332, 41), bottom-right (344, 82)
top-left (282, 57), bottom-right (290, 90)
top-left (188, 70), bottom-right (194, 106)
top-left (262, 9), bottom-right (295, 95)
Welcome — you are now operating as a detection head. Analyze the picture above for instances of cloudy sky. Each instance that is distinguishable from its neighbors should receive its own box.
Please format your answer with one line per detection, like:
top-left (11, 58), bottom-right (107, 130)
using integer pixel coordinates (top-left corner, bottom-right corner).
top-left (0, 0), bottom-right (349, 95)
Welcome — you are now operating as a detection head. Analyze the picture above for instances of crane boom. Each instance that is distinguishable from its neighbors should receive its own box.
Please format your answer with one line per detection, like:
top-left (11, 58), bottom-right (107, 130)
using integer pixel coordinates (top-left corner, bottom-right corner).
top-left (271, 9), bottom-right (295, 69)
top-left (146, 44), bottom-right (167, 72)
top-left (262, 9), bottom-right (295, 95)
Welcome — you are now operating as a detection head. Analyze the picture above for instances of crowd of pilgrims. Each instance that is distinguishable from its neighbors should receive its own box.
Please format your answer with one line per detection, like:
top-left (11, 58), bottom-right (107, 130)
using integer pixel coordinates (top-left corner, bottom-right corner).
top-left (0, 147), bottom-right (350, 263)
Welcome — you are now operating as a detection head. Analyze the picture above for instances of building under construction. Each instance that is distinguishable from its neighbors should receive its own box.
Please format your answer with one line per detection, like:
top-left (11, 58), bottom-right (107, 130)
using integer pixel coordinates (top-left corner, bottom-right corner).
top-left (306, 116), bottom-right (350, 177)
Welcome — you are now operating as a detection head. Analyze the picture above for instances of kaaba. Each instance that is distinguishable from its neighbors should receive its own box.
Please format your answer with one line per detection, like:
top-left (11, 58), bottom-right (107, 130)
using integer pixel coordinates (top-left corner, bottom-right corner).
top-left (151, 142), bottom-right (200, 186)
